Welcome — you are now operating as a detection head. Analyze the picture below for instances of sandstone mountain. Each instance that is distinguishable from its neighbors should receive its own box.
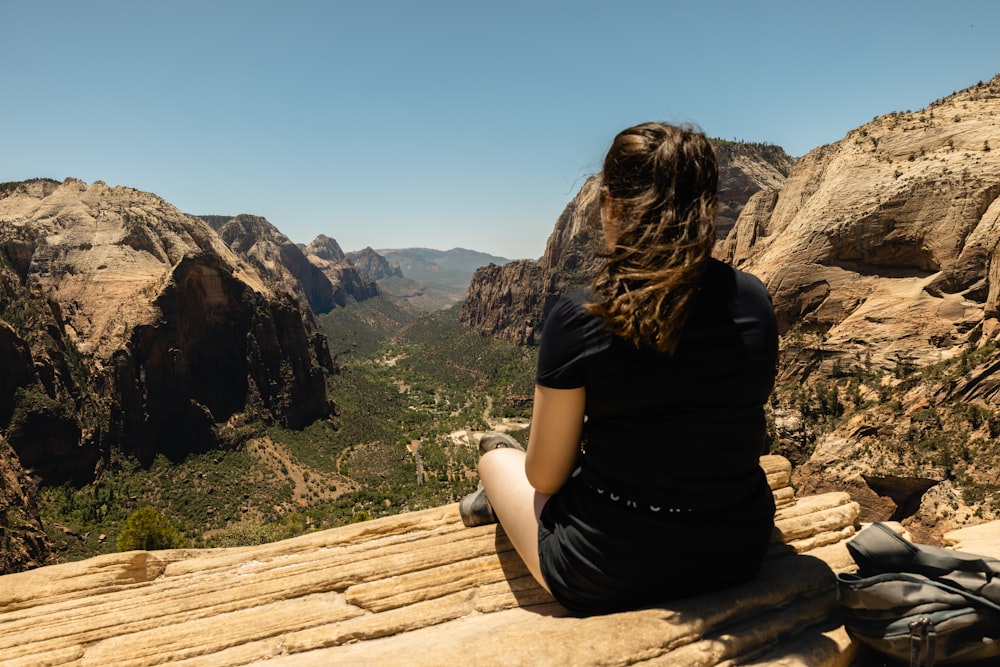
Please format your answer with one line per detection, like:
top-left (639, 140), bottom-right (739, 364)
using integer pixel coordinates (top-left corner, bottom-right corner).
top-left (460, 141), bottom-right (794, 345)
top-left (718, 75), bottom-right (1000, 542)
top-left (300, 234), bottom-right (379, 304)
top-left (202, 215), bottom-right (340, 315)
top-left (714, 140), bottom-right (796, 237)
top-left (720, 77), bottom-right (1000, 360)
top-left (344, 246), bottom-right (404, 281)
top-left (0, 178), bottom-right (332, 484)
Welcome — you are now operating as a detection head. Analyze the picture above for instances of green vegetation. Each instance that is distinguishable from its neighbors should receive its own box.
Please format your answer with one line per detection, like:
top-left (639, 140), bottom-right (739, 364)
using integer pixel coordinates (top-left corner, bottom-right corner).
top-left (29, 282), bottom-right (1000, 560)
top-left (36, 297), bottom-right (536, 561)
top-left (769, 337), bottom-right (1000, 515)
top-left (711, 139), bottom-right (795, 175)
top-left (116, 507), bottom-right (185, 551)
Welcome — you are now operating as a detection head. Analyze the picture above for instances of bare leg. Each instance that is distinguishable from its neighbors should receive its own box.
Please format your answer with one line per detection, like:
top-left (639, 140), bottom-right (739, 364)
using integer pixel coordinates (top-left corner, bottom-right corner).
top-left (477, 447), bottom-right (552, 592)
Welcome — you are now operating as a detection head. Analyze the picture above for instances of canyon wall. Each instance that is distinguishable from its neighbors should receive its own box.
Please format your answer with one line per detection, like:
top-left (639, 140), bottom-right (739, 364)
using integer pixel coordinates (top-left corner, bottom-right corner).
top-left (0, 179), bottom-right (333, 483)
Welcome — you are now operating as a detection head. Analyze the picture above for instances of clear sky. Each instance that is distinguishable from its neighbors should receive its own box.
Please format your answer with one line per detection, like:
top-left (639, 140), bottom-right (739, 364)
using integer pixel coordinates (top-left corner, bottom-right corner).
top-left (3, 1), bottom-right (997, 259)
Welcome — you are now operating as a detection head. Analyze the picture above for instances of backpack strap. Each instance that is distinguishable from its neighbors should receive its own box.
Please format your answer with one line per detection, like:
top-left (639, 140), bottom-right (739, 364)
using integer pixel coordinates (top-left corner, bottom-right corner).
top-left (848, 522), bottom-right (1000, 581)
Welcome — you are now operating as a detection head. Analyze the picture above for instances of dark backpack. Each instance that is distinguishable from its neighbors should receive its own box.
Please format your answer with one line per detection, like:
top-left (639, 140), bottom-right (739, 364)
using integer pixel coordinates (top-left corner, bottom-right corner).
top-left (837, 522), bottom-right (1000, 666)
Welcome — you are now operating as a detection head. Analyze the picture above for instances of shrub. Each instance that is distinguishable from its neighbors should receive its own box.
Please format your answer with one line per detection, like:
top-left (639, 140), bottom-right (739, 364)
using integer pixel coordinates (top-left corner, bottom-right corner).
top-left (211, 519), bottom-right (283, 547)
top-left (116, 507), bottom-right (186, 551)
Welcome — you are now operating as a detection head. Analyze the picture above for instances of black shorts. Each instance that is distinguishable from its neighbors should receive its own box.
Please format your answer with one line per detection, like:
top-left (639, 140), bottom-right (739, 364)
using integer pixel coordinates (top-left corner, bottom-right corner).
top-left (537, 475), bottom-right (775, 615)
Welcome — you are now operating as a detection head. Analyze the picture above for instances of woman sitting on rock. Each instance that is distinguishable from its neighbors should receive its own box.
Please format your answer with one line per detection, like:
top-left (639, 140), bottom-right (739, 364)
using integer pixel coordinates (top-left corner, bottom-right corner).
top-left (460, 122), bottom-right (779, 615)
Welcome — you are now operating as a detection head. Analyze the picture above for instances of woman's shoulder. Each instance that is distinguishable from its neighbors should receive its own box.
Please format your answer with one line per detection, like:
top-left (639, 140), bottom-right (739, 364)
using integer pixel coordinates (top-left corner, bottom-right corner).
top-left (703, 259), bottom-right (771, 302)
top-left (547, 289), bottom-right (595, 325)
top-left (541, 289), bottom-right (612, 350)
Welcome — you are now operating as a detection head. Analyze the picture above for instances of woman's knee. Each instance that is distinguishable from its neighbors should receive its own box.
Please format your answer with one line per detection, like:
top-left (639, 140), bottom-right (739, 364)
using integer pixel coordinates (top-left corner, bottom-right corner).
top-left (477, 446), bottom-right (526, 482)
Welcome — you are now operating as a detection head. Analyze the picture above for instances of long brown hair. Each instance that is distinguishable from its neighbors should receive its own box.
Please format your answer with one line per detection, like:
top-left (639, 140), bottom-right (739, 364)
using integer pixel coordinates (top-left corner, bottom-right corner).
top-left (587, 122), bottom-right (718, 354)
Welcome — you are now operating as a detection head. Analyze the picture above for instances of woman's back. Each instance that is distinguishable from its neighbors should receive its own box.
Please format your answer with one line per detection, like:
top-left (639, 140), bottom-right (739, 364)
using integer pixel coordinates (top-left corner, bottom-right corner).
top-left (466, 122), bottom-right (780, 615)
top-left (537, 258), bottom-right (778, 513)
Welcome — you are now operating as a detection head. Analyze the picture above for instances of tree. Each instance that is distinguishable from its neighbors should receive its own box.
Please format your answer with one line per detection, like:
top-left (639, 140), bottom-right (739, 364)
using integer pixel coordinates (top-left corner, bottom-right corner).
top-left (116, 507), bottom-right (185, 551)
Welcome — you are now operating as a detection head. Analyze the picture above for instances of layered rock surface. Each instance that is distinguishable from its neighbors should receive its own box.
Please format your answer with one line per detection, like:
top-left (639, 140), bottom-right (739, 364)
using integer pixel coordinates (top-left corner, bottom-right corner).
top-left (0, 455), bottom-right (891, 667)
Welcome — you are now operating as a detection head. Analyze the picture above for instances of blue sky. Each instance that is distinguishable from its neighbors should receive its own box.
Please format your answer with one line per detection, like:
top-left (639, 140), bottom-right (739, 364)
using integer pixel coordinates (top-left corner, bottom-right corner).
top-left (3, 1), bottom-right (997, 259)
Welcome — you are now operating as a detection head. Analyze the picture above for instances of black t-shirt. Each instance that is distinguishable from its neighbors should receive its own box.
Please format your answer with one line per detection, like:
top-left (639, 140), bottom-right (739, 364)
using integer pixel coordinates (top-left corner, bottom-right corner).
top-left (536, 258), bottom-right (778, 514)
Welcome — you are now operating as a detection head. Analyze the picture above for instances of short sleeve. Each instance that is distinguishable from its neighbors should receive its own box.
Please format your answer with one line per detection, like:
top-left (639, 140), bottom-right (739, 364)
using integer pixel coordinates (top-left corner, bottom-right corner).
top-left (536, 293), bottom-right (592, 389)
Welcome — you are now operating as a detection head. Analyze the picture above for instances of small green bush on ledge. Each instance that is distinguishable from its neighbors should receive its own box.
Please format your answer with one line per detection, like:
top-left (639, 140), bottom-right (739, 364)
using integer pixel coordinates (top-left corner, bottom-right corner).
top-left (116, 507), bottom-right (186, 551)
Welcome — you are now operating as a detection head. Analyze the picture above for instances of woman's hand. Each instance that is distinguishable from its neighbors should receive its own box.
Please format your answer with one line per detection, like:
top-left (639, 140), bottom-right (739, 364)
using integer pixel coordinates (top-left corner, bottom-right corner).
top-left (525, 385), bottom-right (586, 495)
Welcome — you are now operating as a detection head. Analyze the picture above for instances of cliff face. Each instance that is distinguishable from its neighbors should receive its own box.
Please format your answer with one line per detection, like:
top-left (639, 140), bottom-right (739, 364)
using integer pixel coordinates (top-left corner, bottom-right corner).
top-left (108, 255), bottom-right (331, 463)
top-left (0, 433), bottom-right (57, 575)
top-left (345, 247), bottom-right (403, 281)
top-left (714, 141), bottom-right (796, 238)
top-left (716, 76), bottom-right (1000, 542)
top-left (460, 177), bottom-right (602, 345)
top-left (205, 215), bottom-right (340, 316)
top-left (461, 141), bottom-right (793, 345)
top-left (0, 179), bottom-right (332, 476)
top-left (720, 77), bottom-right (1000, 372)
top-left (302, 235), bottom-right (379, 303)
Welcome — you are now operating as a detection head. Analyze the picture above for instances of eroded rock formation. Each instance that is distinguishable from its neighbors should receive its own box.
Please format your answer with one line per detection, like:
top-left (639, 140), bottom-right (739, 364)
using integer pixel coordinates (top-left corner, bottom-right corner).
top-left (205, 215), bottom-right (339, 315)
top-left (720, 77), bottom-right (1000, 371)
top-left (344, 246), bottom-right (403, 281)
top-left (0, 179), bottom-right (332, 476)
top-left (0, 434), bottom-right (57, 575)
top-left (301, 235), bottom-right (379, 303)
top-left (714, 141), bottom-right (796, 237)
top-left (1, 455), bottom-right (906, 666)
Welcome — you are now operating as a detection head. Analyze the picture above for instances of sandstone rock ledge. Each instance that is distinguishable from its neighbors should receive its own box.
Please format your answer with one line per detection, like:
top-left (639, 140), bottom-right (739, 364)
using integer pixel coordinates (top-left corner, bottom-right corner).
top-left (3, 456), bottom-right (992, 667)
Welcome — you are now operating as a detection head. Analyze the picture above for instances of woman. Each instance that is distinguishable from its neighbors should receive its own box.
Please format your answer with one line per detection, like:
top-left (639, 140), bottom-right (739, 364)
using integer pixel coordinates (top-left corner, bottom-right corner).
top-left (460, 122), bottom-right (778, 615)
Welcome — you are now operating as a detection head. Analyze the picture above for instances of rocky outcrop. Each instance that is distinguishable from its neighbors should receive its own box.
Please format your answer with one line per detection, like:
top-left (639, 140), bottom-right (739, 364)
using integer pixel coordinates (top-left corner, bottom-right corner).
top-left (462, 141), bottom-right (792, 345)
top-left (714, 76), bottom-right (1000, 544)
top-left (0, 179), bottom-right (332, 473)
top-left (461, 176), bottom-right (603, 344)
top-left (460, 260), bottom-right (560, 345)
top-left (714, 141), bottom-right (796, 238)
top-left (0, 455), bottom-right (896, 666)
top-left (302, 235), bottom-right (379, 303)
top-left (0, 434), bottom-right (58, 575)
top-left (108, 255), bottom-right (331, 463)
top-left (0, 255), bottom-right (101, 483)
top-left (206, 215), bottom-right (339, 315)
top-left (303, 233), bottom-right (345, 262)
top-left (720, 77), bottom-right (1000, 371)
top-left (345, 246), bottom-right (403, 281)
top-left (0, 321), bottom-right (33, 426)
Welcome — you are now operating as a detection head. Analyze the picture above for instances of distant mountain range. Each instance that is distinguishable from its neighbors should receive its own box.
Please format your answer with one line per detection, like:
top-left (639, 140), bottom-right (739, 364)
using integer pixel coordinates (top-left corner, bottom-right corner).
top-left (366, 247), bottom-right (511, 311)
top-left (375, 247), bottom-right (509, 289)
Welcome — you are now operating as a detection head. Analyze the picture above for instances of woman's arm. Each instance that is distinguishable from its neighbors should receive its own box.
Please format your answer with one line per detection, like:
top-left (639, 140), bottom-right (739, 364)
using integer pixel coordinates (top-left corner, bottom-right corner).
top-left (525, 384), bottom-right (586, 495)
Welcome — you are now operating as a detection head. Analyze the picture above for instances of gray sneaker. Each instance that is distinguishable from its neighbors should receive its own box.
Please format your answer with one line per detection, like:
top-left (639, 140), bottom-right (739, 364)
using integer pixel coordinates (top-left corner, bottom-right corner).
top-left (478, 432), bottom-right (525, 455)
top-left (459, 486), bottom-right (497, 527)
